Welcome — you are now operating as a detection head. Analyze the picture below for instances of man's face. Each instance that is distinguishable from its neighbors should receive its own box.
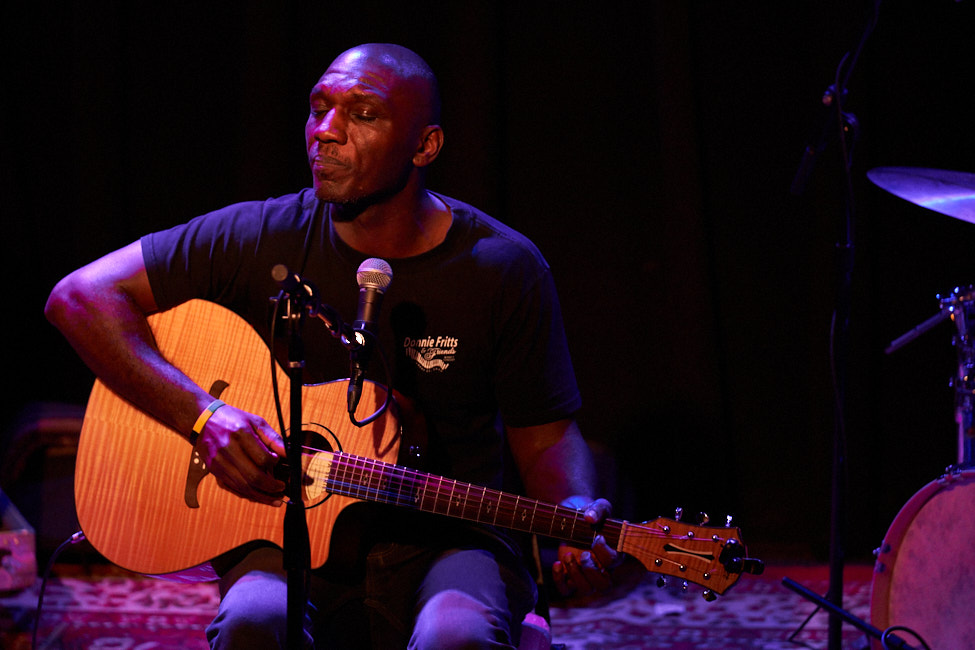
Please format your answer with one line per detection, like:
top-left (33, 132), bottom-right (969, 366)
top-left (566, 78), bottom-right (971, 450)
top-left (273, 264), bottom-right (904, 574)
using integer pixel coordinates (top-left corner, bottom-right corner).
top-left (305, 50), bottom-right (427, 206)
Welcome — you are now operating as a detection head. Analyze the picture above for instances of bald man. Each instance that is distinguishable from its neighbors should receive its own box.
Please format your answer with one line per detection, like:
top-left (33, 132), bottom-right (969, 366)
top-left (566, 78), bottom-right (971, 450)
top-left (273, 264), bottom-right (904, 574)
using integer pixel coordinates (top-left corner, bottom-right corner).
top-left (46, 44), bottom-right (616, 649)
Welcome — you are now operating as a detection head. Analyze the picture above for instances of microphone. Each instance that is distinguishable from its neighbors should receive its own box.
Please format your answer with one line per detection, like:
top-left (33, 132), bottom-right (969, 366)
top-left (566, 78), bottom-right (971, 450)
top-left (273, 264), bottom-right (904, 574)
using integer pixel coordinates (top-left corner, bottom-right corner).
top-left (347, 258), bottom-right (393, 416)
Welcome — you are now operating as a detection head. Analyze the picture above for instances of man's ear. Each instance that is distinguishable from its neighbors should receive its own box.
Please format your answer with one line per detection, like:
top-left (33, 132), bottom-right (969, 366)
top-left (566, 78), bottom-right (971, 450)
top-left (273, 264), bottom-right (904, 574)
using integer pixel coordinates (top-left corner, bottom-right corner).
top-left (413, 125), bottom-right (444, 168)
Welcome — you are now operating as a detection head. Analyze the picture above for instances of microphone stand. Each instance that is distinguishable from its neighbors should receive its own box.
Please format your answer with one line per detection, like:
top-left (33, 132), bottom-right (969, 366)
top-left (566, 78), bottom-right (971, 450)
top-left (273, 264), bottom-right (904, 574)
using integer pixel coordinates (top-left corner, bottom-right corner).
top-left (268, 263), bottom-right (392, 647)
top-left (788, 4), bottom-right (879, 649)
top-left (279, 294), bottom-right (311, 650)
top-left (270, 264), bottom-right (377, 648)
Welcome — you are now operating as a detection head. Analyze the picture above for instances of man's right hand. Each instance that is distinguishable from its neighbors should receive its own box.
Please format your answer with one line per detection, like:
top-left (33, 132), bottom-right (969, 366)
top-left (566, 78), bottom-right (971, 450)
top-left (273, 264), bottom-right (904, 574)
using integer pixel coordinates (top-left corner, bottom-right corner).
top-left (194, 404), bottom-right (288, 506)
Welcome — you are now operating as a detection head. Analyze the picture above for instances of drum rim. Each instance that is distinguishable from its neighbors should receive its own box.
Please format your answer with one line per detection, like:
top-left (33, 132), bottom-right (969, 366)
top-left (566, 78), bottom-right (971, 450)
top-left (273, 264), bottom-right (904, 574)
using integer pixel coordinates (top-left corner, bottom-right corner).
top-left (869, 469), bottom-right (975, 637)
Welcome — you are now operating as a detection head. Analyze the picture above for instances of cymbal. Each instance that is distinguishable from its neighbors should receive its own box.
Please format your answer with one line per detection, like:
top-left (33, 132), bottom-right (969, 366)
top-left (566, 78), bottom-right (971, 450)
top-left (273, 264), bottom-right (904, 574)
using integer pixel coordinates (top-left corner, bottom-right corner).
top-left (867, 167), bottom-right (975, 225)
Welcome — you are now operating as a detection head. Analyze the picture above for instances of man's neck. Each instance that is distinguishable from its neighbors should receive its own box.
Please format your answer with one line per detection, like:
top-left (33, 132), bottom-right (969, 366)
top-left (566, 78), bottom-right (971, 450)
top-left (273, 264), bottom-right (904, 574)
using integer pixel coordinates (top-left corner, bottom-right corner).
top-left (329, 190), bottom-right (452, 259)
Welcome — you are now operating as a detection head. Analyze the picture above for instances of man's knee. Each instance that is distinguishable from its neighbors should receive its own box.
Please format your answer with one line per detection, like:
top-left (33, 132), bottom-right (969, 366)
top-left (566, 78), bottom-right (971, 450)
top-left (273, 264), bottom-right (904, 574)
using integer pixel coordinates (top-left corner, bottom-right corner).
top-left (206, 571), bottom-right (298, 649)
top-left (410, 589), bottom-right (514, 650)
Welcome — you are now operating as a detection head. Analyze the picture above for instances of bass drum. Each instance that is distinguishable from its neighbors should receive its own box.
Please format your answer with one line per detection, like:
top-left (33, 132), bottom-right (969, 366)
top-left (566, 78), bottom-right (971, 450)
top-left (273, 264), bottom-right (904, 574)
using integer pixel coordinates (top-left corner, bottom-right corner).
top-left (870, 469), bottom-right (975, 649)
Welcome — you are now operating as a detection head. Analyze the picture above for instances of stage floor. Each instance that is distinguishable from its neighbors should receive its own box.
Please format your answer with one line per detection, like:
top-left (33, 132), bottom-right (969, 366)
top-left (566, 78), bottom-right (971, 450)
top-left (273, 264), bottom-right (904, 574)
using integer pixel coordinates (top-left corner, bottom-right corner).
top-left (0, 561), bottom-right (882, 650)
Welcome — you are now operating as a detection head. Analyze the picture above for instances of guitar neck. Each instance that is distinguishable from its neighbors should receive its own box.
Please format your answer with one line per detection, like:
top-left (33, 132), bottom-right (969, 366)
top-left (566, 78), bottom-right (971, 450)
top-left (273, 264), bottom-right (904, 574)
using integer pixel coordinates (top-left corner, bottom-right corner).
top-left (322, 451), bottom-right (621, 547)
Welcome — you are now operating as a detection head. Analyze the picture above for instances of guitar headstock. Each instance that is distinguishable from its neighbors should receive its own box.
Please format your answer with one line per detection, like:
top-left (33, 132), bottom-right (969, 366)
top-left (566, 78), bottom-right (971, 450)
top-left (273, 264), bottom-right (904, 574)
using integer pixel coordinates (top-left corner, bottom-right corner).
top-left (618, 514), bottom-right (764, 600)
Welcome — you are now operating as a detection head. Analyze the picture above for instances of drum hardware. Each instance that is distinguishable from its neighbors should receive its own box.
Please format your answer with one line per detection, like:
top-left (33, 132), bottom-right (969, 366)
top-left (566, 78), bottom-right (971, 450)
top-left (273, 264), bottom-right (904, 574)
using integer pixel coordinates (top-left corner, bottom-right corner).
top-left (870, 166), bottom-right (975, 462)
top-left (886, 285), bottom-right (975, 468)
top-left (781, 578), bottom-right (921, 650)
top-left (867, 285), bottom-right (975, 649)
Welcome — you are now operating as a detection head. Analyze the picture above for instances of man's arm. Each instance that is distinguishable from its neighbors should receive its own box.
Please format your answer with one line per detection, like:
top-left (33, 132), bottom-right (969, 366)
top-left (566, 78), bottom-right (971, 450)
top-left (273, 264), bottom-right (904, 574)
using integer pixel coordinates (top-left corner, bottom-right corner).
top-left (45, 240), bottom-right (286, 505)
top-left (507, 418), bottom-right (617, 596)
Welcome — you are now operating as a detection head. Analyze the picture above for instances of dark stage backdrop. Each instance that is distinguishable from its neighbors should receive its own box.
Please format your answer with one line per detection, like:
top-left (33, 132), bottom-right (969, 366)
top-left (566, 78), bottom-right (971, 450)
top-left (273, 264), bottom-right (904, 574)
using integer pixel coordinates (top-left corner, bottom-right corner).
top-left (4, 2), bottom-right (973, 561)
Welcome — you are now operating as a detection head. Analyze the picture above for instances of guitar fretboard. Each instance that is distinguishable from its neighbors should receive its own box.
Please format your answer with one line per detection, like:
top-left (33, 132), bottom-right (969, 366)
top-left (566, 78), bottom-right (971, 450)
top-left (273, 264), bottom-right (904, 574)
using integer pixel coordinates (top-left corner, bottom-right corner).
top-left (323, 451), bottom-right (623, 547)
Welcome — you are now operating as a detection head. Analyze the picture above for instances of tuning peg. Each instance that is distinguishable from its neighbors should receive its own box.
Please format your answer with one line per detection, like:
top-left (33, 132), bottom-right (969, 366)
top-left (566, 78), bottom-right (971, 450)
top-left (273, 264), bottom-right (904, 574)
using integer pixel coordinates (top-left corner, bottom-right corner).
top-left (656, 576), bottom-right (668, 588)
top-left (742, 558), bottom-right (765, 575)
top-left (727, 557), bottom-right (765, 575)
top-left (681, 581), bottom-right (689, 593)
top-left (725, 515), bottom-right (733, 527)
top-left (702, 589), bottom-right (717, 602)
top-left (699, 512), bottom-right (709, 525)
top-left (675, 507), bottom-right (683, 521)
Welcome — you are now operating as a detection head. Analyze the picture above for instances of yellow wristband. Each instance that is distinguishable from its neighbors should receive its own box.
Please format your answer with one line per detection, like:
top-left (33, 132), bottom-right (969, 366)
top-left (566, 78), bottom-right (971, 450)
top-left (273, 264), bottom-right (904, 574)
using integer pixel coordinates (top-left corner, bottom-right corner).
top-left (189, 399), bottom-right (226, 445)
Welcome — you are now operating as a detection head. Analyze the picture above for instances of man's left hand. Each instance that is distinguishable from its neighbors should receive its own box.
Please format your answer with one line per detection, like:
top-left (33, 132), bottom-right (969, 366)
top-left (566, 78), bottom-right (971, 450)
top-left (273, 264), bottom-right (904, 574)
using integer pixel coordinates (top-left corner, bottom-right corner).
top-left (550, 497), bottom-right (618, 597)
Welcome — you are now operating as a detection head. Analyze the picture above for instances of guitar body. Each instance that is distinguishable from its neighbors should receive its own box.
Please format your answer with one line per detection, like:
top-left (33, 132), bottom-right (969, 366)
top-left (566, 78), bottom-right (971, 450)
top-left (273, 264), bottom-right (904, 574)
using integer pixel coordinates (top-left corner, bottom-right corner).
top-left (74, 300), bottom-right (401, 579)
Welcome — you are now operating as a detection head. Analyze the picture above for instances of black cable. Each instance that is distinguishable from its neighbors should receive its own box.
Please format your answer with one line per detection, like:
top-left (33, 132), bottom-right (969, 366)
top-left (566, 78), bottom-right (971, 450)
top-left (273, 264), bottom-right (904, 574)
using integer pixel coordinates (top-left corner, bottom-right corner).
top-left (346, 326), bottom-right (393, 428)
top-left (31, 530), bottom-right (86, 650)
top-left (269, 294), bottom-right (288, 440)
top-left (881, 625), bottom-right (931, 650)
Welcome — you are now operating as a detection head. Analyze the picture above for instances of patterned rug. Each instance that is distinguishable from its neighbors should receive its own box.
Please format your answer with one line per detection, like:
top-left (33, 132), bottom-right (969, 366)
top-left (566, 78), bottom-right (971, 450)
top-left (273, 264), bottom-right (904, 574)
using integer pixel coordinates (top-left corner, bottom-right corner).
top-left (0, 563), bottom-right (874, 649)
top-left (1, 566), bottom-right (218, 649)
top-left (548, 564), bottom-right (873, 649)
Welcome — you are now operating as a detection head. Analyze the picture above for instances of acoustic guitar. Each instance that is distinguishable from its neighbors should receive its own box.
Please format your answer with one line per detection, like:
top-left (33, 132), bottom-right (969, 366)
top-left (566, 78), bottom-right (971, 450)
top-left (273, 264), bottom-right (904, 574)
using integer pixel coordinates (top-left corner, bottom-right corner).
top-left (74, 300), bottom-right (761, 597)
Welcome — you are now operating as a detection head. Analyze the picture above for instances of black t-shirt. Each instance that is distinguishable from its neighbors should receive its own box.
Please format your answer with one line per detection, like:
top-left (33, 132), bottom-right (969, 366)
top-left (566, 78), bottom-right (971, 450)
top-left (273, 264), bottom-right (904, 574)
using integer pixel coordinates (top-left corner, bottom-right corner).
top-left (142, 189), bottom-right (581, 492)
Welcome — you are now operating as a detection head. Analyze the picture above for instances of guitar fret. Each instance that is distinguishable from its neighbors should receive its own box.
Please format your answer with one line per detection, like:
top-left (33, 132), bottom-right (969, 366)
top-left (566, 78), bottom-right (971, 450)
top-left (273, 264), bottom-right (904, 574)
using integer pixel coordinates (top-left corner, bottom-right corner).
top-left (394, 465), bottom-right (414, 508)
top-left (549, 505), bottom-right (579, 543)
top-left (445, 481), bottom-right (457, 514)
top-left (372, 460), bottom-right (386, 501)
top-left (495, 494), bottom-right (515, 529)
top-left (326, 453), bottom-right (343, 496)
top-left (376, 462), bottom-right (392, 504)
top-left (510, 495), bottom-right (521, 530)
top-left (486, 489), bottom-right (498, 525)
top-left (377, 459), bottom-right (395, 503)
top-left (395, 465), bottom-right (409, 506)
top-left (358, 456), bottom-right (371, 500)
top-left (450, 480), bottom-right (460, 514)
top-left (344, 455), bottom-right (358, 499)
top-left (438, 478), bottom-right (448, 515)
top-left (457, 483), bottom-right (472, 519)
top-left (474, 485), bottom-right (487, 523)
top-left (414, 474), bottom-right (425, 507)
top-left (470, 485), bottom-right (485, 522)
top-left (368, 459), bottom-right (382, 502)
top-left (431, 476), bottom-right (448, 515)
top-left (439, 477), bottom-right (454, 515)
top-left (361, 457), bottom-right (374, 500)
top-left (536, 501), bottom-right (556, 536)
top-left (525, 500), bottom-right (538, 530)
top-left (349, 455), bottom-right (364, 499)
top-left (415, 474), bottom-right (428, 510)
top-left (569, 508), bottom-right (583, 543)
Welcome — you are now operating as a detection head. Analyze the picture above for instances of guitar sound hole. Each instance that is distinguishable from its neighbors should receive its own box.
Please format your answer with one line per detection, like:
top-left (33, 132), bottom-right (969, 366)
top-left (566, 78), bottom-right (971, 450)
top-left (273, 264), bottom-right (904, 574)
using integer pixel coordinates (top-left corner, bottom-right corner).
top-left (297, 424), bottom-right (340, 507)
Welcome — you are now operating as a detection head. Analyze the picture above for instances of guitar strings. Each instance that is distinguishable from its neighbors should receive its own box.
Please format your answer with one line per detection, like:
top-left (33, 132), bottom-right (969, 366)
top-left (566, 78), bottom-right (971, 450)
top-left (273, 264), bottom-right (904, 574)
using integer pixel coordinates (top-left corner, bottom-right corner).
top-left (293, 445), bottom-right (737, 547)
